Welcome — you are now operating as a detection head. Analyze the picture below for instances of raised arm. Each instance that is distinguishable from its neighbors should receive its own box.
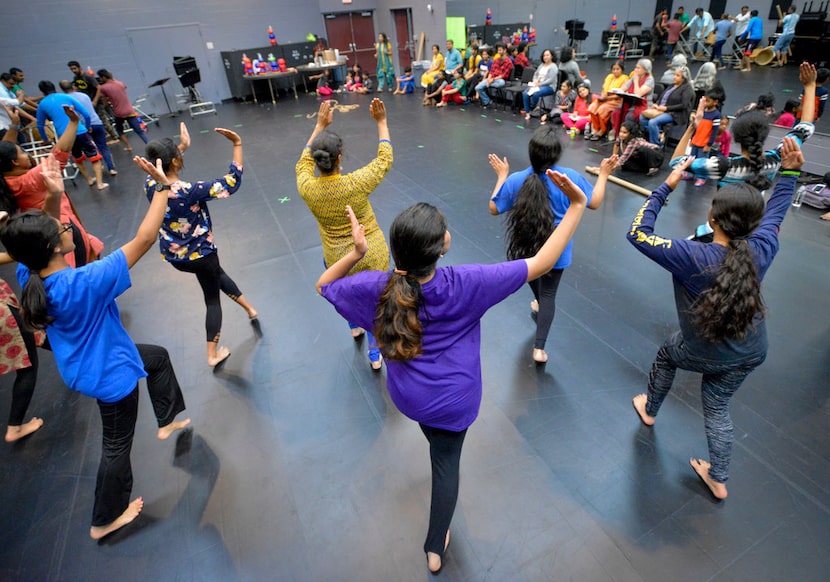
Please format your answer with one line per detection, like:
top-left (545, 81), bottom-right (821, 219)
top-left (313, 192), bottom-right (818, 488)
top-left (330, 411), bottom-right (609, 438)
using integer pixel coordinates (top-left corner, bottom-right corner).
top-left (370, 98), bottom-right (390, 142)
top-left (525, 171), bottom-right (587, 281)
top-left (487, 154), bottom-right (509, 215)
top-left (215, 127), bottom-right (242, 166)
top-left (123, 156), bottom-right (173, 268)
top-left (177, 122), bottom-right (190, 153)
top-left (316, 205), bottom-right (367, 293)
top-left (55, 105), bottom-right (81, 152)
top-left (306, 100), bottom-right (333, 147)
top-left (588, 155), bottom-right (617, 210)
top-left (798, 62), bottom-right (817, 125)
top-left (38, 153), bottom-right (64, 220)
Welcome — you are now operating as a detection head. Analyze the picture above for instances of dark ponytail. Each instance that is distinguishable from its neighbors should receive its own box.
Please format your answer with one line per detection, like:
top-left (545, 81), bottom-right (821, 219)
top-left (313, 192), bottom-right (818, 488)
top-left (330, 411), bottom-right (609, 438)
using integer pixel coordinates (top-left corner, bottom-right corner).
top-left (505, 126), bottom-right (560, 260)
top-left (731, 110), bottom-right (772, 191)
top-left (310, 130), bottom-right (343, 175)
top-left (0, 210), bottom-right (61, 329)
top-left (374, 203), bottom-right (446, 360)
top-left (691, 183), bottom-right (766, 341)
top-left (0, 141), bottom-right (21, 214)
top-left (144, 138), bottom-right (180, 173)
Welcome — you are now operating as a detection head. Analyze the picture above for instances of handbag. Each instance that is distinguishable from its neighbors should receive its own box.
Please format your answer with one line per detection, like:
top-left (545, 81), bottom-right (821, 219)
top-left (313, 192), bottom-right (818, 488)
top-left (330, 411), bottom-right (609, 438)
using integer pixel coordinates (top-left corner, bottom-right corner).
top-left (641, 107), bottom-right (663, 119)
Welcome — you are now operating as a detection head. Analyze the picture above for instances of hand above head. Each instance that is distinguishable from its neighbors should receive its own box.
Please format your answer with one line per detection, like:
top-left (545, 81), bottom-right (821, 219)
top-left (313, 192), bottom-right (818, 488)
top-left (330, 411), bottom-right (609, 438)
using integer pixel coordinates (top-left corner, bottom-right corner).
top-left (214, 127), bottom-right (242, 146)
top-left (547, 170), bottom-right (587, 206)
top-left (779, 136), bottom-right (804, 171)
top-left (599, 155), bottom-right (619, 175)
top-left (346, 205), bottom-right (368, 256)
top-left (62, 104), bottom-right (80, 123)
top-left (666, 155), bottom-right (695, 189)
top-left (133, 155), bottom-right (168, 185)
top-left (178, 122), bottom-right (191, 152)
top-left (799, 61), bottom-right (817, 86)
top-left (316, 100), bottom-right (333, 129)
top-left (369, 98), bottom-right (387, 122)
top-left (488, 153), bottom-right (509, 180)
top-left (40, 153), bottom-right (65, 195)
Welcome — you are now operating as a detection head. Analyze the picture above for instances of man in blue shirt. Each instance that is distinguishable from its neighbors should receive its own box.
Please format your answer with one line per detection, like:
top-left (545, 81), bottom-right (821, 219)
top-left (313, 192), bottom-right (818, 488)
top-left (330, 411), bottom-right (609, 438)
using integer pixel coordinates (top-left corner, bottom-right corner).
top-left (36, 80), bottom-right (109, 190)
top-left (736, 10), bottom-right (763, 71)
top-left (711, 13), bottom-right (734, 69)
top-left (772, 6), bottom-right (799, 67)
top-left (444, 40), bottom-right (463, 75)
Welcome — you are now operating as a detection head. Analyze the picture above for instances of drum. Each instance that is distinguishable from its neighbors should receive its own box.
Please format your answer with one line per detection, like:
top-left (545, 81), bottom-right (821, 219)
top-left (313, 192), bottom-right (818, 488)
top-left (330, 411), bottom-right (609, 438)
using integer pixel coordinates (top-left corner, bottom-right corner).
top-left (752, 46), bottom-right (775, 66)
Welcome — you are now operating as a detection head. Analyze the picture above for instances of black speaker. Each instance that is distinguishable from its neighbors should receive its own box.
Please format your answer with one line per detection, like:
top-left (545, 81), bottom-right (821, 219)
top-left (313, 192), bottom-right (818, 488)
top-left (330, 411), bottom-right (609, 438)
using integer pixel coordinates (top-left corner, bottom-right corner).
top-left (173, 56), bottom-right (200, 88)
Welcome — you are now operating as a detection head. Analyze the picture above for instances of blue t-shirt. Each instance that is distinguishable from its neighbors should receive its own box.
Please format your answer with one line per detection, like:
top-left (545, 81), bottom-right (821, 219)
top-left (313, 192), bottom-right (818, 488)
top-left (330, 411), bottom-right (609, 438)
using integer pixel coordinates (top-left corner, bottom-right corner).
top-left (714, 20), bottom-right (733, 42)
top-left (743, 16), bottom-right (763, 40)
top-left (36, 93), bottom-right (91, 140)
top-left (491, 166), bottom-right (594, 269)
top-left (445, 48), bottom-right (463, 71)
top-left (322, 261), bottom-right (528, 431)
top-left (17, 249), bottom-right (146, 402)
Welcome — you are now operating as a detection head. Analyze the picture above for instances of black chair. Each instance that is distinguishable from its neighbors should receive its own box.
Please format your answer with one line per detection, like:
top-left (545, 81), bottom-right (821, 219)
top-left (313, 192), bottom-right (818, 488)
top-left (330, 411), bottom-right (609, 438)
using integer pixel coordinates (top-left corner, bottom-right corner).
top-left (493, 66), bottom-right (522, 111)
top-left (503, 66), bottom-right (536, 112)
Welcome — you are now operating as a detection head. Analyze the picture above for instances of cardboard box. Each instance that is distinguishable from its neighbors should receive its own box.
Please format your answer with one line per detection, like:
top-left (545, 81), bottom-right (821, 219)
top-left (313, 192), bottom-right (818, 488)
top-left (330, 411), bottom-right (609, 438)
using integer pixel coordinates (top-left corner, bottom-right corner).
top-left (323, 49), bottom-right (337, 63)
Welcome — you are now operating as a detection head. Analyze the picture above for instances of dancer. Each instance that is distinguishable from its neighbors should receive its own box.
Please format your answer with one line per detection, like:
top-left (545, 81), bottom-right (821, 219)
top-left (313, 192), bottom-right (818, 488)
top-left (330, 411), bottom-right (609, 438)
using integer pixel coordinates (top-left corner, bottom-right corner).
top-left (0, 248), bottom-right (46, 442)
top-left (488, 125), bottom-right (611, 362)
top-left (143, 123), bottom-right (257, 367)
top-left (0, 104), bottom-right (103, 267)
top-left (0, 152), bottom-right (190, 539)
top-left (628, 137), bottom-right (806, 500)
top-left (375, 33), bottom-right (395, 92)
top-left (316, 175), bottom-right (588, 572)
top-left (296, 98), bottom-right (393, 370)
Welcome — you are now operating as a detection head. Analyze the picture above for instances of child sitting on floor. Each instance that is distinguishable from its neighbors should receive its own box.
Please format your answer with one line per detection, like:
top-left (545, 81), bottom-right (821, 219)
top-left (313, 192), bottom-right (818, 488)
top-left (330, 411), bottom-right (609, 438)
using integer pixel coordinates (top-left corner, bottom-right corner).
top-left (394, 67), bottom-right (415, 94)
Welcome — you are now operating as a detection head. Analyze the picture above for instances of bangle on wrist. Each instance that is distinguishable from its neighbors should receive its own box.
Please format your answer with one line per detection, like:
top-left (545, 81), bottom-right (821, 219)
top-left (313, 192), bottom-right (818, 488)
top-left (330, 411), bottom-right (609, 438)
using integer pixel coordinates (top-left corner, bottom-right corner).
top-left (780, 170), bottom-right (800, 177)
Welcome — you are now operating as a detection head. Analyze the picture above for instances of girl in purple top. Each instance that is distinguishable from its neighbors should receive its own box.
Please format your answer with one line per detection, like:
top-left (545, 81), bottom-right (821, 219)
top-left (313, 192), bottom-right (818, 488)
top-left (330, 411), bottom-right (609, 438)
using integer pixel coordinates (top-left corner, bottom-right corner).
top-left (316, 179), bottom-right (587, 573)
top-left (627, 137), bottom-right (805, 500)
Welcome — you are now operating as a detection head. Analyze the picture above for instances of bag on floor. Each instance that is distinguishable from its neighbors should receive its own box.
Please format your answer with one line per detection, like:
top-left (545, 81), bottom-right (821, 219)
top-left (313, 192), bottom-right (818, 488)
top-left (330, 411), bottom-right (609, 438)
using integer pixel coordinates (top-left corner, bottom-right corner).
top-left (800, 184), bottom-right (830, 209)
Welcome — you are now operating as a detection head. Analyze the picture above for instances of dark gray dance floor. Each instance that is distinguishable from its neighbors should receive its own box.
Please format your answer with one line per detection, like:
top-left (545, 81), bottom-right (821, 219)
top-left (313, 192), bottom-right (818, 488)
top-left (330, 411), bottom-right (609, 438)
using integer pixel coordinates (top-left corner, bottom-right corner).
top-left (1, 57), bottom-right (829, 581)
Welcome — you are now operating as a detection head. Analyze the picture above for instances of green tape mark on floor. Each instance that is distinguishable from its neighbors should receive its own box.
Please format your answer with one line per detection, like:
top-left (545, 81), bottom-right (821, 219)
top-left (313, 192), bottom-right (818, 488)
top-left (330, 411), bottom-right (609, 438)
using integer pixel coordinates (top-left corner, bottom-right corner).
top-left (417, 145), bottom-right (424, 148)
top-left (200, 130), bottom-right (210, 134)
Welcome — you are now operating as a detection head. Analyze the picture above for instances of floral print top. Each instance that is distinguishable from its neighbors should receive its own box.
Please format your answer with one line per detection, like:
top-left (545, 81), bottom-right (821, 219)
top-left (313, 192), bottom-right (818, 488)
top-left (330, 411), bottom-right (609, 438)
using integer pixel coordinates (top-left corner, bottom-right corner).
top-left (144, 161), bottom-right (242, 263)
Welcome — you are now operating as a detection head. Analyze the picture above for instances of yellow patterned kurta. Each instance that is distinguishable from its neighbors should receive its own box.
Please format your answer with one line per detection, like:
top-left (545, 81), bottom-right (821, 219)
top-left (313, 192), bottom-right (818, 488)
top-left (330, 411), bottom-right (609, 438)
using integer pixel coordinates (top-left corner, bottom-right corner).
top-left (296, 140), bottom-right (393, 274)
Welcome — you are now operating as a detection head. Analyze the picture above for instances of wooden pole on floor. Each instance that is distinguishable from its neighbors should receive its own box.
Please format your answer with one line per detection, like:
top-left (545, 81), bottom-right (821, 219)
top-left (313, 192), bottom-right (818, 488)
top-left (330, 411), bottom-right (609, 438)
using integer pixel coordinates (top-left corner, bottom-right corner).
top-left (585, 166), bottom-right (654, 197)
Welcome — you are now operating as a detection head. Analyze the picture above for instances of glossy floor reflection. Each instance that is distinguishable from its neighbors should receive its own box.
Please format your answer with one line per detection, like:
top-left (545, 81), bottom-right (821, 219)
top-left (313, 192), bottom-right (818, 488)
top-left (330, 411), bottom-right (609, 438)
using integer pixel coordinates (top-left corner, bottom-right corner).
top-left (1, 57), bottom-right (829, 581)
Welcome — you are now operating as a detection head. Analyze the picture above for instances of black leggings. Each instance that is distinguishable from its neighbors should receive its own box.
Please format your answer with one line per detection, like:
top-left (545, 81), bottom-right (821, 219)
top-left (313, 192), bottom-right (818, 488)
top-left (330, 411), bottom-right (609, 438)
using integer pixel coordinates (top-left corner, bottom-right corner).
top-left (170, 253), bottom-right (243, 342)
top-left (621, 146), bottom-right (665, 173)
top-left (419, 423), bottom-right (468, 557)
top-left (92, 343), bottom-right (186, 527)
top-left (7, 305), bottom-right (39, 426)
top-left (528, 268), bottom-right (564, 350)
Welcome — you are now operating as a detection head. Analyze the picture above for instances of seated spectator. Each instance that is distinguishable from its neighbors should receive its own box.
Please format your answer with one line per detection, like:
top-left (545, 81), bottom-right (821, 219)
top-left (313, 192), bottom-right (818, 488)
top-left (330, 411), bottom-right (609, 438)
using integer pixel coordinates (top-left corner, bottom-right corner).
top-left (693, 62), bottom-right (720, 103)
top-left (444, 40), bottom-right (463, 75)
top-left (465, 49), bottom-right (490, 100)
top-left (660, 53), bottom-right (687, 85)
top-left (522, 49), bottom-right (558, 120)
top-left (588, 61), bottom-right (629, 140)
top-left (735, 92), bottom-right (775, 119)
top-left (540, 80), bottom-right (576, 125)
top-left (558, 47), bottom-right (582, 86)
top-left (640, 66), bottom-right (694, 145)
top-left (563, 84), bottom-right (593, 134)
top-left (393, 67), bottom-right (415, 95)
top-left (610, 59), bottom-right (655, 136)
top-left (421, 45), bottom-right (445, 87)
top-left (423, 71), bottom-right (448, 106)
top-left (437, 69), bottom-right (466, 107)
top-left (474, 43), bottom-right (513, 108)
top-left (774, 99), bottom-right (799, 128)
top-left (613, 120), bottom-right (665, 176)
top-left (514, 42), bottom-right (531, 68)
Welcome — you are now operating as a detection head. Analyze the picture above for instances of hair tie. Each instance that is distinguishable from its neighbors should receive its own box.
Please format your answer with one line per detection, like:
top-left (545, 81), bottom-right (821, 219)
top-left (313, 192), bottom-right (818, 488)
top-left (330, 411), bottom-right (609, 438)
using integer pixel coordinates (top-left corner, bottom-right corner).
top-left (393, 268), bottom-right (408, 276)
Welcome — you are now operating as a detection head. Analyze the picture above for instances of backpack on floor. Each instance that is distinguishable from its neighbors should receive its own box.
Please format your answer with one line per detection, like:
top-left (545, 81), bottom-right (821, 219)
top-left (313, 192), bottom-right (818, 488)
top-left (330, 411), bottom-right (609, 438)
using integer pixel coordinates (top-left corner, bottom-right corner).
top-left (799, 184), bottom-right (830, 209)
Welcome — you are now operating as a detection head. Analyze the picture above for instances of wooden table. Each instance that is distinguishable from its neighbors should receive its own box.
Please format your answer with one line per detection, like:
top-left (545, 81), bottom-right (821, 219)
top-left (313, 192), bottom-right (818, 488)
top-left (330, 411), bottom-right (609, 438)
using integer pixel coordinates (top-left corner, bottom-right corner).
top-left (243, 70), bottom-right (298, 104)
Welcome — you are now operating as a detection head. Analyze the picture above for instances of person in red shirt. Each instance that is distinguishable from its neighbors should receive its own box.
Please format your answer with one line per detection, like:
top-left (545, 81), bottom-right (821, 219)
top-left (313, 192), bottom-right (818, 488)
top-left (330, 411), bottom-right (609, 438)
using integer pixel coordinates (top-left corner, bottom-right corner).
top-left (96, 69), bottom-right (148, 151)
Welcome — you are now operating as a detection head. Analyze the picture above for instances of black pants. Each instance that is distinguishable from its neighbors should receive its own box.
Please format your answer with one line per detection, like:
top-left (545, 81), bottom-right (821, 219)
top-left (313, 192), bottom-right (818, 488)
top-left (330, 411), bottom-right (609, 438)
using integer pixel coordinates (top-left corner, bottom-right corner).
top-left (7, 305), bottom-right (38, 426)
top-left (419, 423), bottom-right (467, 556)
top-left (92, 343), bottom-right (186, 527)
top-left (171, 253), bottom-right (243, 343)
top-left (528, 268), bottom-right (564, 350)
top-left (622, 147), bottom-right (665, 174)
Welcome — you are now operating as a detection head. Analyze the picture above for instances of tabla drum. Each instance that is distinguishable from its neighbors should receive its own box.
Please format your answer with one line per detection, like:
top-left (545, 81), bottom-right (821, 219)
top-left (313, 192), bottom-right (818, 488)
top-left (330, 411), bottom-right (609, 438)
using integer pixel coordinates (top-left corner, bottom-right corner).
top-left (752, 46), bottom-right (775, 66)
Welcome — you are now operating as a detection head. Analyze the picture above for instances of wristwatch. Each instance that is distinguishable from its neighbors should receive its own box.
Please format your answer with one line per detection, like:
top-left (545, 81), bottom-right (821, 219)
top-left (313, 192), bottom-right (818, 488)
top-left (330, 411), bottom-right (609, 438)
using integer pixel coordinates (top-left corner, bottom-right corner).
top-left (154, 183), bottom-right (172, 192)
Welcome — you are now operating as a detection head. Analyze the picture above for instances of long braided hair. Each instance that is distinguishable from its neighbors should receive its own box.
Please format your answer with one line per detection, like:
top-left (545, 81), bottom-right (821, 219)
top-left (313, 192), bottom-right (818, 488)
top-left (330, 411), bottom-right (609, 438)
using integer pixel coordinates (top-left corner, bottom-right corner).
top-left (691, 183), bottom-right (766, 341)
top-left (731, 110), bottom-right (772, 191)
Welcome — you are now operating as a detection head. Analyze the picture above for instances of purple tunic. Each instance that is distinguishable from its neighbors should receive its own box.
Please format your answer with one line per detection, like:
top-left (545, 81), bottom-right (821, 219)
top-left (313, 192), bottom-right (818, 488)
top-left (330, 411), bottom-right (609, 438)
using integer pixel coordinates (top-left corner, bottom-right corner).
top-left (322, 261), bottom-right (528, 431)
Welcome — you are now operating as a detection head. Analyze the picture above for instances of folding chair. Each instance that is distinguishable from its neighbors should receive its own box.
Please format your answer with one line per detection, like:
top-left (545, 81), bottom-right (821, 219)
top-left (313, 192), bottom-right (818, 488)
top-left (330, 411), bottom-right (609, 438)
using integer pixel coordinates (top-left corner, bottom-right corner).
top-left (503, 66), bottom-right (536, 113)
top-left (132, 94), bottom-right (159, 127)
top-left (604, 32), bottom-right (625, 58)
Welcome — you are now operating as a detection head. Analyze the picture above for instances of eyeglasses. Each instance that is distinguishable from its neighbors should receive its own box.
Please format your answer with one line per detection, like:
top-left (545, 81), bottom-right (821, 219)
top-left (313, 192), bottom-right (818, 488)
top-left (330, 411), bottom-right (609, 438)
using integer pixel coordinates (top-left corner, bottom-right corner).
top-left (58, 222), bottom-right (73, 236)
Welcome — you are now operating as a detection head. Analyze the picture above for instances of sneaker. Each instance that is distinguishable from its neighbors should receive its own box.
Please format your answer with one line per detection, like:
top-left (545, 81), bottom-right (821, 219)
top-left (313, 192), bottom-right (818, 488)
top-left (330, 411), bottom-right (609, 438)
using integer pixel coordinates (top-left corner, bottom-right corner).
top-left (694, 178), bottom-right (706, 187)
top-left (680, 171), bottom-right (694, 181)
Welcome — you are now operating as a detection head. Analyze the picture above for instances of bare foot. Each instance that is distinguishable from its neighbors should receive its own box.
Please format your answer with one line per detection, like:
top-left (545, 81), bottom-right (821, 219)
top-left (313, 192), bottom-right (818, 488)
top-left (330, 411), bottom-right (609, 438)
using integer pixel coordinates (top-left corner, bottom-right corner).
top-left (690, 458), bottom-right (728, 499)
top-left (533, 348), bottom-right (548, 363)
top-left (821, 212), bottom-right (830, 221)
top-left (109, 169), bottom-right (118, 176)
top-left (157, 418), bottom-right (191, 440)
top-left (351, 327), bottom-right (365, 339)
top-left (426, 530), bottom-right (450, 573)
top-left (247, 308), bottom-right (258, 320)
top-left (89, 497), bottom-right (143, 539)
top-left (208, 346), bottom-right (231, 367)
top-left (97, 183), bottom-right (109, 191)
top-left (632, 394), bottom-right (655, 426)
top-left (5, 417), bottom-right (44, 442)
top-left (530, 299), bottom-right (539, 313)
top-left (124, 146), bottom-right (133, 152)
top-left (87, 177), bottom-right (96, 187)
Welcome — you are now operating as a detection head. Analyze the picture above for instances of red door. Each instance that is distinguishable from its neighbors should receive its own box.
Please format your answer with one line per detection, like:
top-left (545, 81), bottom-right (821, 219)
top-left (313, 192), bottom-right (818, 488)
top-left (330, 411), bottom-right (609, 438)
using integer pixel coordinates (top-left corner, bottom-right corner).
top-left (324, 12), bottom-right (377, 74)
top-left (392, 9), bottom-right (413, 70)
